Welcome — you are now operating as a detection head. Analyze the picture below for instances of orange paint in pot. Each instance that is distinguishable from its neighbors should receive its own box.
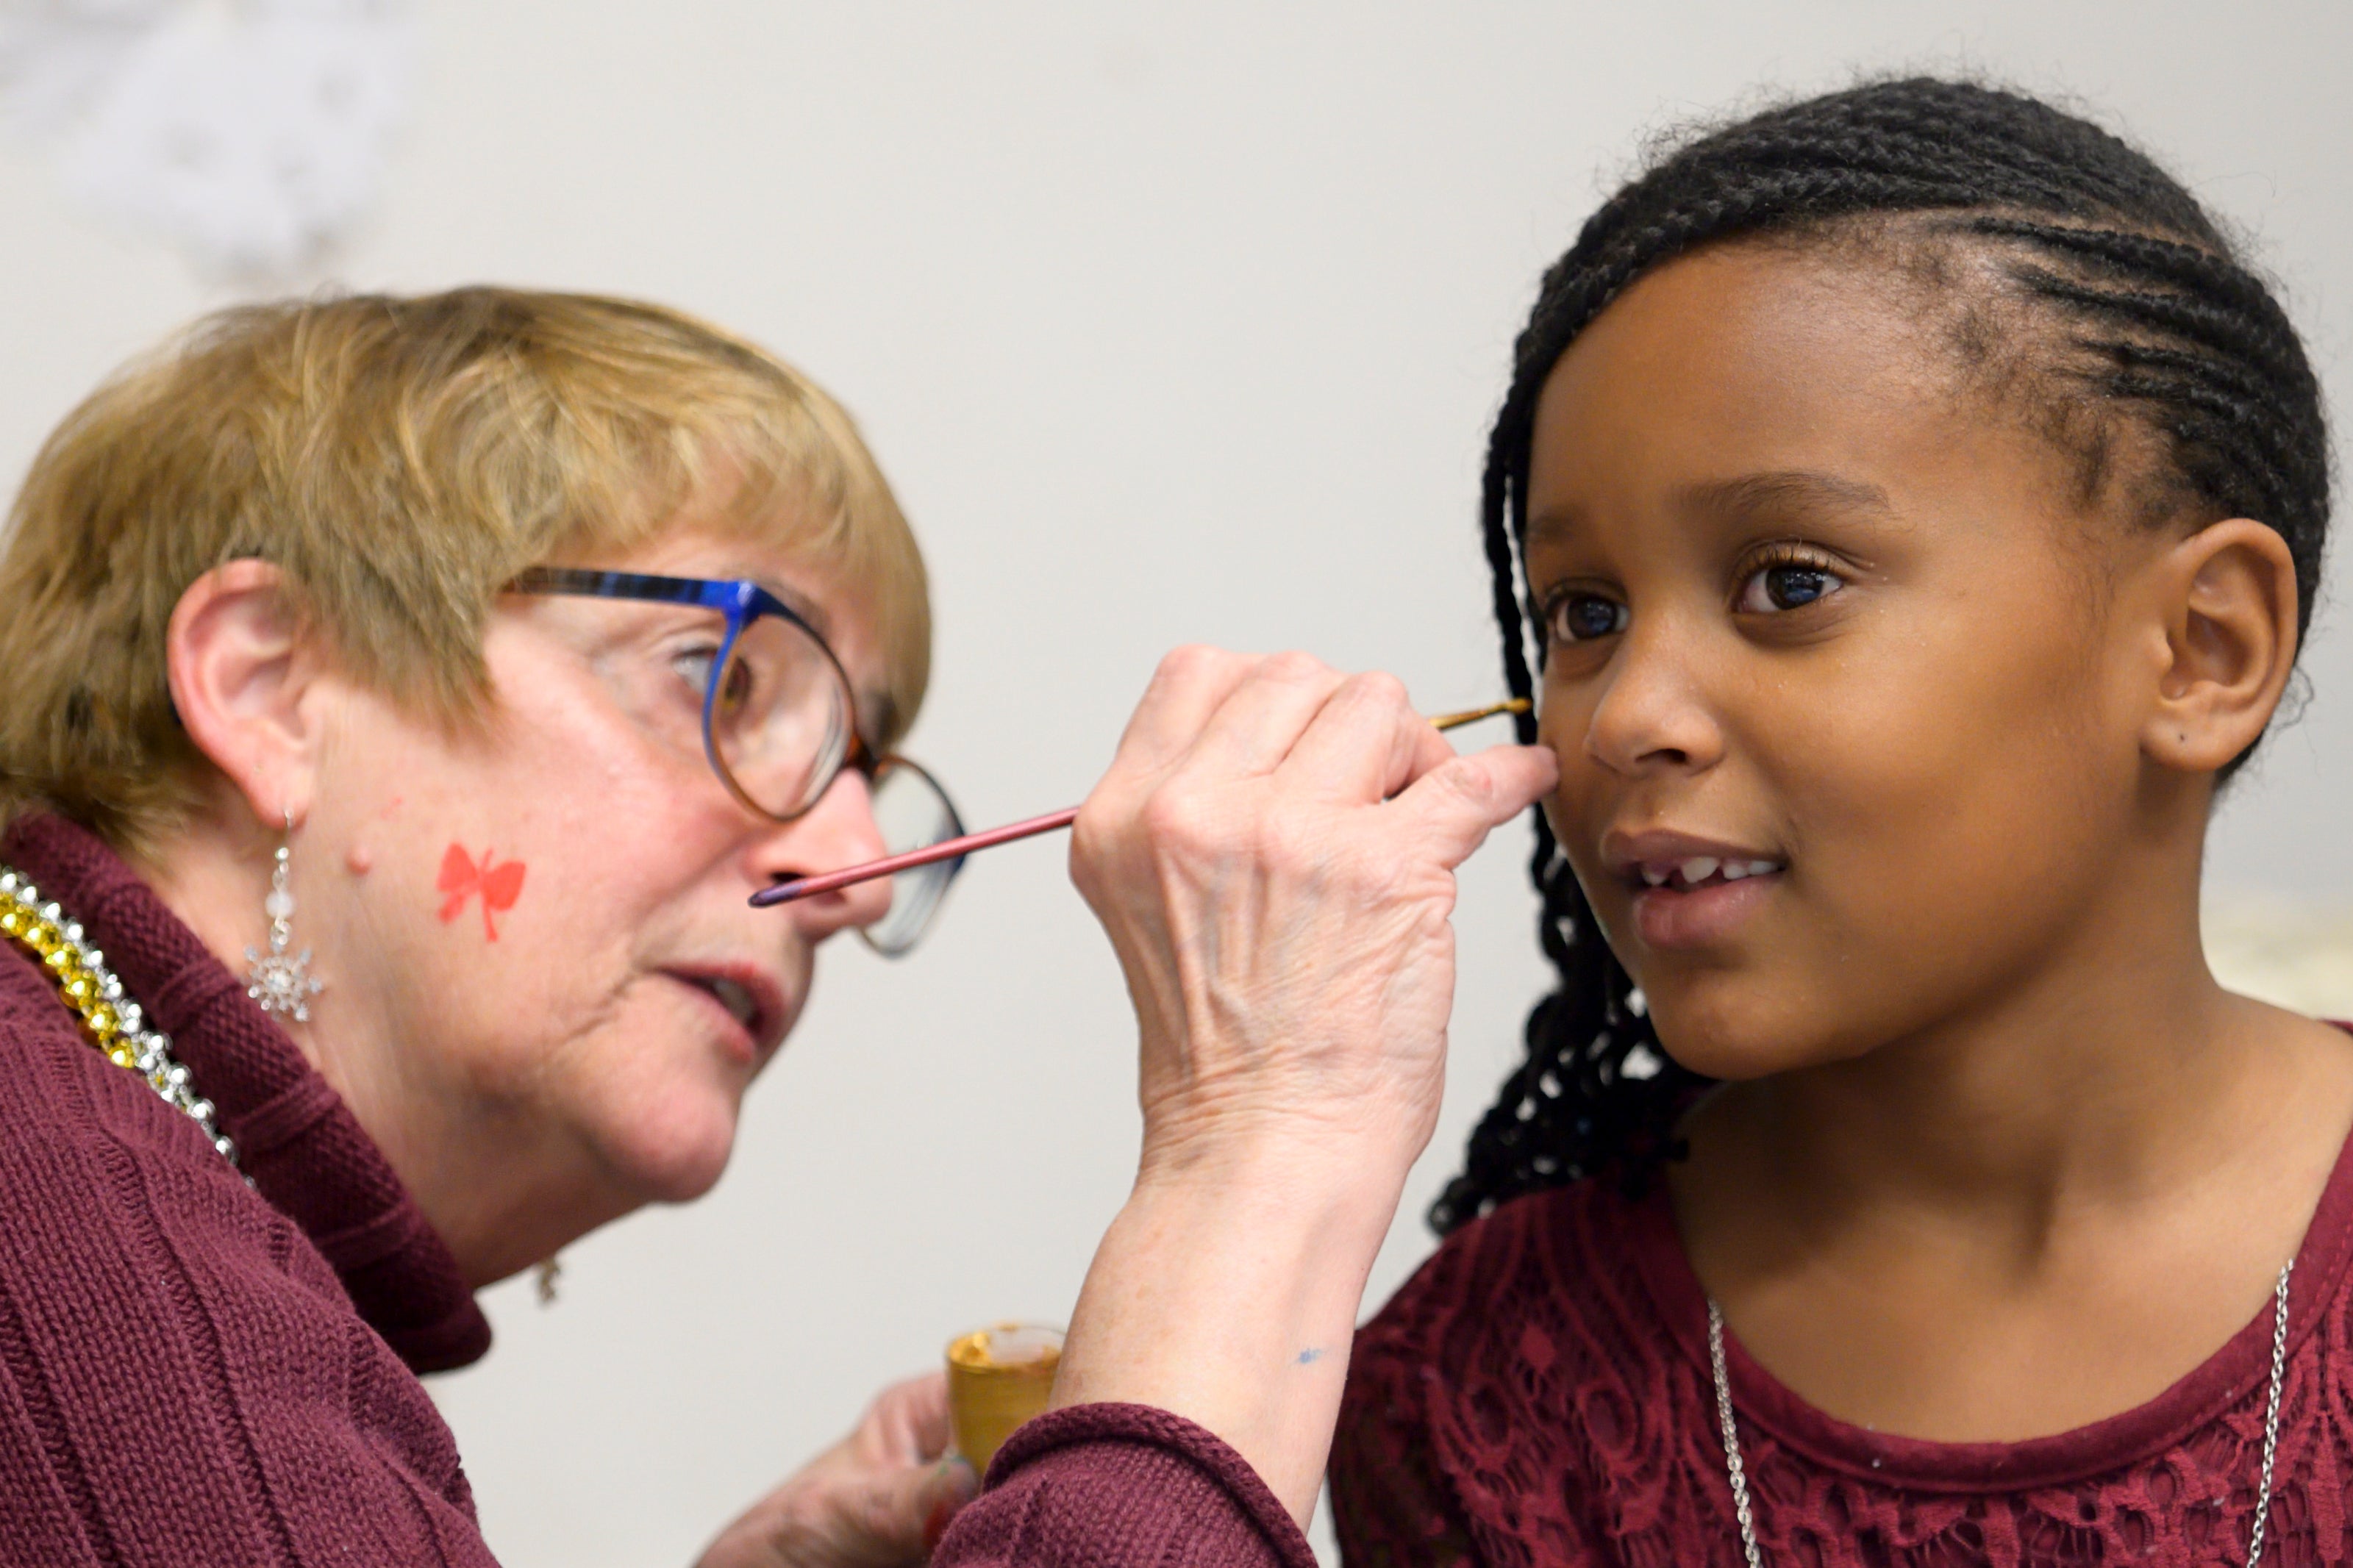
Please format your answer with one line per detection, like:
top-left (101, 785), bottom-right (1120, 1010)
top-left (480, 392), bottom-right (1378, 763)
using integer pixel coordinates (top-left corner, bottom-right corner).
top-left (945, 1322), bottom-right (1063, 1475)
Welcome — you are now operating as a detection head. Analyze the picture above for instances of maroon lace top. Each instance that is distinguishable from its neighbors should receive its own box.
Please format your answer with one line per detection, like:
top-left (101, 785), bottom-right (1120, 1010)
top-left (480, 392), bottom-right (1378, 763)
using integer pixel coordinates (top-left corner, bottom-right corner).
top-left (1332, 1117), bottom-right (2353, 1567)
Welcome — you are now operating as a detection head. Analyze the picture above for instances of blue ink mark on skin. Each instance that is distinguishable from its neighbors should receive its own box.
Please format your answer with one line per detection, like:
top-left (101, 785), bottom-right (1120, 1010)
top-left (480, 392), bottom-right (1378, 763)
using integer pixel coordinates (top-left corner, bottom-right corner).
top-left (1296, 1347), bottom-right (1326, 1365)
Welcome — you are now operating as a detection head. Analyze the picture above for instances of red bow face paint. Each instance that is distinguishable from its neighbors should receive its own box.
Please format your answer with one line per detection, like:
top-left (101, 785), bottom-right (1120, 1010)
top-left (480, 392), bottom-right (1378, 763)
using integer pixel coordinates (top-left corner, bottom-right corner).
top-left (438, 845), bottom-right (527, 942)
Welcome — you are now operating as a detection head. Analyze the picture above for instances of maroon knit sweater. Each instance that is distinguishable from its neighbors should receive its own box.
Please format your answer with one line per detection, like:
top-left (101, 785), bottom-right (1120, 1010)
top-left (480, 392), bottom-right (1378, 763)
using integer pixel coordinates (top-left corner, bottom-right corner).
top-left (0, 814), bottom-right (1314, 1567)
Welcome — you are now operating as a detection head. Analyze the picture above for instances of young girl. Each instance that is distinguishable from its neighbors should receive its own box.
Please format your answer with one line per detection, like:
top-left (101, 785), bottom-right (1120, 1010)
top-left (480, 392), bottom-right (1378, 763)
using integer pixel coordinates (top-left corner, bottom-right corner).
top-left (1332, 79), bottom-right (2340, 1567)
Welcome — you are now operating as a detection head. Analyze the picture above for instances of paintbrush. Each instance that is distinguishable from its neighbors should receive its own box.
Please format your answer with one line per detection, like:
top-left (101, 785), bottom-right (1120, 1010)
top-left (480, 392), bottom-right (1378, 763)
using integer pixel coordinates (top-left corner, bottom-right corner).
top-left (750, 696), bottom-right (1530, 909)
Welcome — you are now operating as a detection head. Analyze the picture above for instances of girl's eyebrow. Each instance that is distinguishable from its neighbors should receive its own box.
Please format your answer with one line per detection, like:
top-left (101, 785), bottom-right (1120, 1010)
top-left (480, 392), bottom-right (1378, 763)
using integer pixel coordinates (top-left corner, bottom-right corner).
top-left (1524, 506), bottom-right (1588, 551)
top-left (1524, 470), bottom-right (1892, 553)
top-left (1678, 470), bottom-right (1892, 520)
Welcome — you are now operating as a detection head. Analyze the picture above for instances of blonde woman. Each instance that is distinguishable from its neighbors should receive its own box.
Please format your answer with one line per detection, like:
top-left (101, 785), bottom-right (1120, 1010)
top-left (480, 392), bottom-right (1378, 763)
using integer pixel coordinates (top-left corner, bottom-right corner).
top-left (0, 288), bottom-right (1553, 1564)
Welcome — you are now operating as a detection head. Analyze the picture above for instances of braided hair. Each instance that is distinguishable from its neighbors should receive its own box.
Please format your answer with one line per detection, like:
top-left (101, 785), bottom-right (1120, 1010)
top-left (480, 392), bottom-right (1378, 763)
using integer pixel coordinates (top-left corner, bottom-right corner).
top-left (1429, 77), bottom-right (2333, 1235)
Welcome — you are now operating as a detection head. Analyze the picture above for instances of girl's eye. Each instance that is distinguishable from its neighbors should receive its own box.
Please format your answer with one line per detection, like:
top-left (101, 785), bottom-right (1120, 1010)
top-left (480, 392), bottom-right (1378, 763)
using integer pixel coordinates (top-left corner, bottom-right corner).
top-left (1736, 561), bottom-right (1843, 614)
top-left (1548, 593), bottom-right (1629, 642)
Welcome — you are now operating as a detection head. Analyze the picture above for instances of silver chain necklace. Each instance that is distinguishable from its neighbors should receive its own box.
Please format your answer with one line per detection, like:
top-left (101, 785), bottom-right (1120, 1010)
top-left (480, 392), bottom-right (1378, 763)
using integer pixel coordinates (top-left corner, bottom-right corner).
top-left (1707, 1259), bottom-right (2294, 1568)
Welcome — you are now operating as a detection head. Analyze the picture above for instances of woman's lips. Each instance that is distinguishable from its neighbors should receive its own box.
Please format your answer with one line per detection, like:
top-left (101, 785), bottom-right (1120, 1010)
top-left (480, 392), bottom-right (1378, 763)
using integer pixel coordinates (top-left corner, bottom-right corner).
top-left (1630, 870), bottom-right (1780, 950)
top-left (662, 967), bottom-right (788, 1067)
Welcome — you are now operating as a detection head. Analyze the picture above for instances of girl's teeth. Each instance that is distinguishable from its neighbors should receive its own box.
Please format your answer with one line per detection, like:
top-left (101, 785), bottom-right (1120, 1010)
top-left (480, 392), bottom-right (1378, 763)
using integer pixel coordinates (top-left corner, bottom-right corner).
top-left (1639, 856), bottom-right (1782, 889)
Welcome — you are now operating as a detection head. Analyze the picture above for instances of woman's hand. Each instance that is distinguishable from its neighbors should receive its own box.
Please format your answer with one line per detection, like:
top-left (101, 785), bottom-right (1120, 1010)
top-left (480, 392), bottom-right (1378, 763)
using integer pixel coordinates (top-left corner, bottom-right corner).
top-left (697, 1372), bottom-right (977, 1568)
top-left (1051, 648), bottom-right (1557, 1520)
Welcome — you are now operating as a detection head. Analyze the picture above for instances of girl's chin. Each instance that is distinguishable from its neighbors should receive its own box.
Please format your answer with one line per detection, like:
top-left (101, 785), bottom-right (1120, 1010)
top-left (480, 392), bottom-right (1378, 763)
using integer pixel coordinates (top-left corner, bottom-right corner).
top-left (1643, 992), bottom-right (1854, 1084)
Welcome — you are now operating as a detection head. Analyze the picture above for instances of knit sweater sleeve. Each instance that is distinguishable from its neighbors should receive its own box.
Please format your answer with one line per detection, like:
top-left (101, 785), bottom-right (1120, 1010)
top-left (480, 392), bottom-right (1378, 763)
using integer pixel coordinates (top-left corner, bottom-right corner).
top-left (931, 1403), bottom-right (1318, 1568)
top-left (0, 987), bottom-right (496, 1567)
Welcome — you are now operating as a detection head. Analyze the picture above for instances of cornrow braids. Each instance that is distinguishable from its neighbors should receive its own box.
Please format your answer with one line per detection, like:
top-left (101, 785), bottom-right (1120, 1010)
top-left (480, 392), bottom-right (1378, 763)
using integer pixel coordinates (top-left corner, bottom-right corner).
top-left (1430, 76), bottom-right (2333, 1236)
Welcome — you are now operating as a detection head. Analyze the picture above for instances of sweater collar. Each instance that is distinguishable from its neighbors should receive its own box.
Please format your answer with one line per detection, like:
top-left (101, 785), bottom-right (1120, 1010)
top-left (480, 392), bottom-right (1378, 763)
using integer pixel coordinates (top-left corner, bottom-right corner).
top-left (1, 812), bottom-right (492, 1372)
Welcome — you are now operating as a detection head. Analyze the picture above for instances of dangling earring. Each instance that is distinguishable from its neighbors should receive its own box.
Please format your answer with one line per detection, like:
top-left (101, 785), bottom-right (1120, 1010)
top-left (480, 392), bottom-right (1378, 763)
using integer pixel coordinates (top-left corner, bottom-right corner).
top-left (535, 1256), bottom-right (563, 1306)
top-left (246, 809), bottom-right (324, 1022)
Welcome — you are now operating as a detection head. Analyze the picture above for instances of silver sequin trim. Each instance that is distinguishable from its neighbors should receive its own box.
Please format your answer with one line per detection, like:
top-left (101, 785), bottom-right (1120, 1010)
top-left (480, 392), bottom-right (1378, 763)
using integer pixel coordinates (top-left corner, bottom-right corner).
top-left (1, 868), bottom-right (240, 1168)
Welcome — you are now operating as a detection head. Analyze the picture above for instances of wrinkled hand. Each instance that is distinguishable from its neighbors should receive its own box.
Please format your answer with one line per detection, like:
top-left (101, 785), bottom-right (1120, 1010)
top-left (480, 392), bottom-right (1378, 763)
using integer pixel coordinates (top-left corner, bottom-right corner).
top-left (1071, 647), bottom-right (1557, 1183)
top-left (1051, 648), bottom-right (1554, 1519)
top-left (697, 1372), bottom-right (976, 1568)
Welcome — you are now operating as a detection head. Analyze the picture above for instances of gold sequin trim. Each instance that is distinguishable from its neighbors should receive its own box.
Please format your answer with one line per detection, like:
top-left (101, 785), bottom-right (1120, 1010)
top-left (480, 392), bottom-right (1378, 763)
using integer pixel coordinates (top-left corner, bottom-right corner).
top-left (0, 867), bottom-right (238, 1166)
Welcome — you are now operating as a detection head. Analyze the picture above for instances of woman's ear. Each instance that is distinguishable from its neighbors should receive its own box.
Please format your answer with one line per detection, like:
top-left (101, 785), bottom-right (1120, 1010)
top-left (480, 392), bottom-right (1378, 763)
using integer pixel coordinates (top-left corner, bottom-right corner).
top-left (165, 560), bottom-right (331, 828)
top-left (2140, 518), bottom-right (2299, 773)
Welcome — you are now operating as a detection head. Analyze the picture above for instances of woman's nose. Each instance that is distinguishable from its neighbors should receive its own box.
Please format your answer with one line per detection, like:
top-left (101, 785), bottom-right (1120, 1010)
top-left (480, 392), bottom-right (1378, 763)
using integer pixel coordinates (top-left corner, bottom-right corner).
top-left (1581, 621), bottom-right (1726, 778)
top-left (756, 771), bottom-right (893, 938)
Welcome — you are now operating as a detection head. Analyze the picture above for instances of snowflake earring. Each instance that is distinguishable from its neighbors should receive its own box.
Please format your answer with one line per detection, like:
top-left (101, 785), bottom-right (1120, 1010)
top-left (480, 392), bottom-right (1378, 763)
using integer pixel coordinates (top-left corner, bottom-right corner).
top-left (246, 810), bottom-right (324, 1022)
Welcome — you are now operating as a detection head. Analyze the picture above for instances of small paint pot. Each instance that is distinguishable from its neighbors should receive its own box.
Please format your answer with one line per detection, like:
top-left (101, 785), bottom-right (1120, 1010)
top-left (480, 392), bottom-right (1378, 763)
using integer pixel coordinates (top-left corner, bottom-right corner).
top-left (945, 1322), bottom-right (1064, 1475)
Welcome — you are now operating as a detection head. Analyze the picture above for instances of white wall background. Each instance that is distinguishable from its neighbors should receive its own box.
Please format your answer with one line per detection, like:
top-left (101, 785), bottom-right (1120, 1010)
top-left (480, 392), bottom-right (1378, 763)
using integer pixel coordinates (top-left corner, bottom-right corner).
top-left (3, 3), bottom-right (2349, 1562)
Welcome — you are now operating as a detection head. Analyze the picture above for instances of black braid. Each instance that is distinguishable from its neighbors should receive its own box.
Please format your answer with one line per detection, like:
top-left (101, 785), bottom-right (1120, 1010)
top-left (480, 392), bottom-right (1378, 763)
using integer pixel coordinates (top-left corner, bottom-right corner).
top-left (1430, 77), bottom-right (2335, 1236)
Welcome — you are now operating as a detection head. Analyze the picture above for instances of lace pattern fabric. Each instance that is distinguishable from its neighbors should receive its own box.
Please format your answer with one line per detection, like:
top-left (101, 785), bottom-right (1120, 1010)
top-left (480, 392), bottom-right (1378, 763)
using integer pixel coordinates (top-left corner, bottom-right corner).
top-left (1333, 1145), bottom-right (2353, 1568)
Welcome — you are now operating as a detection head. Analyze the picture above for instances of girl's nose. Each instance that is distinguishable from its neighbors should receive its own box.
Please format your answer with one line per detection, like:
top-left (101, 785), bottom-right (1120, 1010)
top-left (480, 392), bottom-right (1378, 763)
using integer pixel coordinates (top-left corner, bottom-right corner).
top-left (1581, 623), bottom-right (1726, 778)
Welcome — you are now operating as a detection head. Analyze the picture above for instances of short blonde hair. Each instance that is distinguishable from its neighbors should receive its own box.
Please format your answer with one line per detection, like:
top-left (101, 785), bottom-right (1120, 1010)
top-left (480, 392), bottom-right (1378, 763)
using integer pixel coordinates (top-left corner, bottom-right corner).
top-left (0, 287), bottom-right (931, 856)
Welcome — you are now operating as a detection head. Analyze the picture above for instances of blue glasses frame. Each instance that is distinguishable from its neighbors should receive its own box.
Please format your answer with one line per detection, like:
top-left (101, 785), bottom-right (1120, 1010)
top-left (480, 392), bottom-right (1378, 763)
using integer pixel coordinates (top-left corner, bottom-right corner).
top-left (505, 567), bottom-right (968, 954)
top-left (508, 565), bottom-right (884, 820)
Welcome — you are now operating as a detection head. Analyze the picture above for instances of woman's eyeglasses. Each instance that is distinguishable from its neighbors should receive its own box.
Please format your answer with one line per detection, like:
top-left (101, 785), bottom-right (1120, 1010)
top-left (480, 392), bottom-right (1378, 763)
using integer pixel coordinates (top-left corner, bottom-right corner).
top-left (506, 568), bottom-right (967, 956)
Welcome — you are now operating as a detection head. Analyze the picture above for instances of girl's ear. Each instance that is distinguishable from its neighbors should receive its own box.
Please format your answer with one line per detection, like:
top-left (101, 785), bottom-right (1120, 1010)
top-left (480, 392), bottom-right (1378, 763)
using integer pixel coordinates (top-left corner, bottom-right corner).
top-left (2140, 518), bottom-right (2300, 773)
top-left (165, 559), bottom-right (332, 828)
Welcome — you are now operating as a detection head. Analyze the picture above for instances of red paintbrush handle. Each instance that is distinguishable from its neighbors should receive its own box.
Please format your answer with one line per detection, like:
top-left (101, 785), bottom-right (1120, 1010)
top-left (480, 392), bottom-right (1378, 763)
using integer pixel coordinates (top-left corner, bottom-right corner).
top-left (749, 806), bottom-right (1080, 907)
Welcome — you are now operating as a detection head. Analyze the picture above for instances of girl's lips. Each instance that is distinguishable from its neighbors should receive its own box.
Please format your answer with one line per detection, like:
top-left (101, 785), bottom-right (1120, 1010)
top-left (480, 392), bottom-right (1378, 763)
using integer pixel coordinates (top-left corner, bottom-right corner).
top-left (1630, 870), bottom-right (1779, 950)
